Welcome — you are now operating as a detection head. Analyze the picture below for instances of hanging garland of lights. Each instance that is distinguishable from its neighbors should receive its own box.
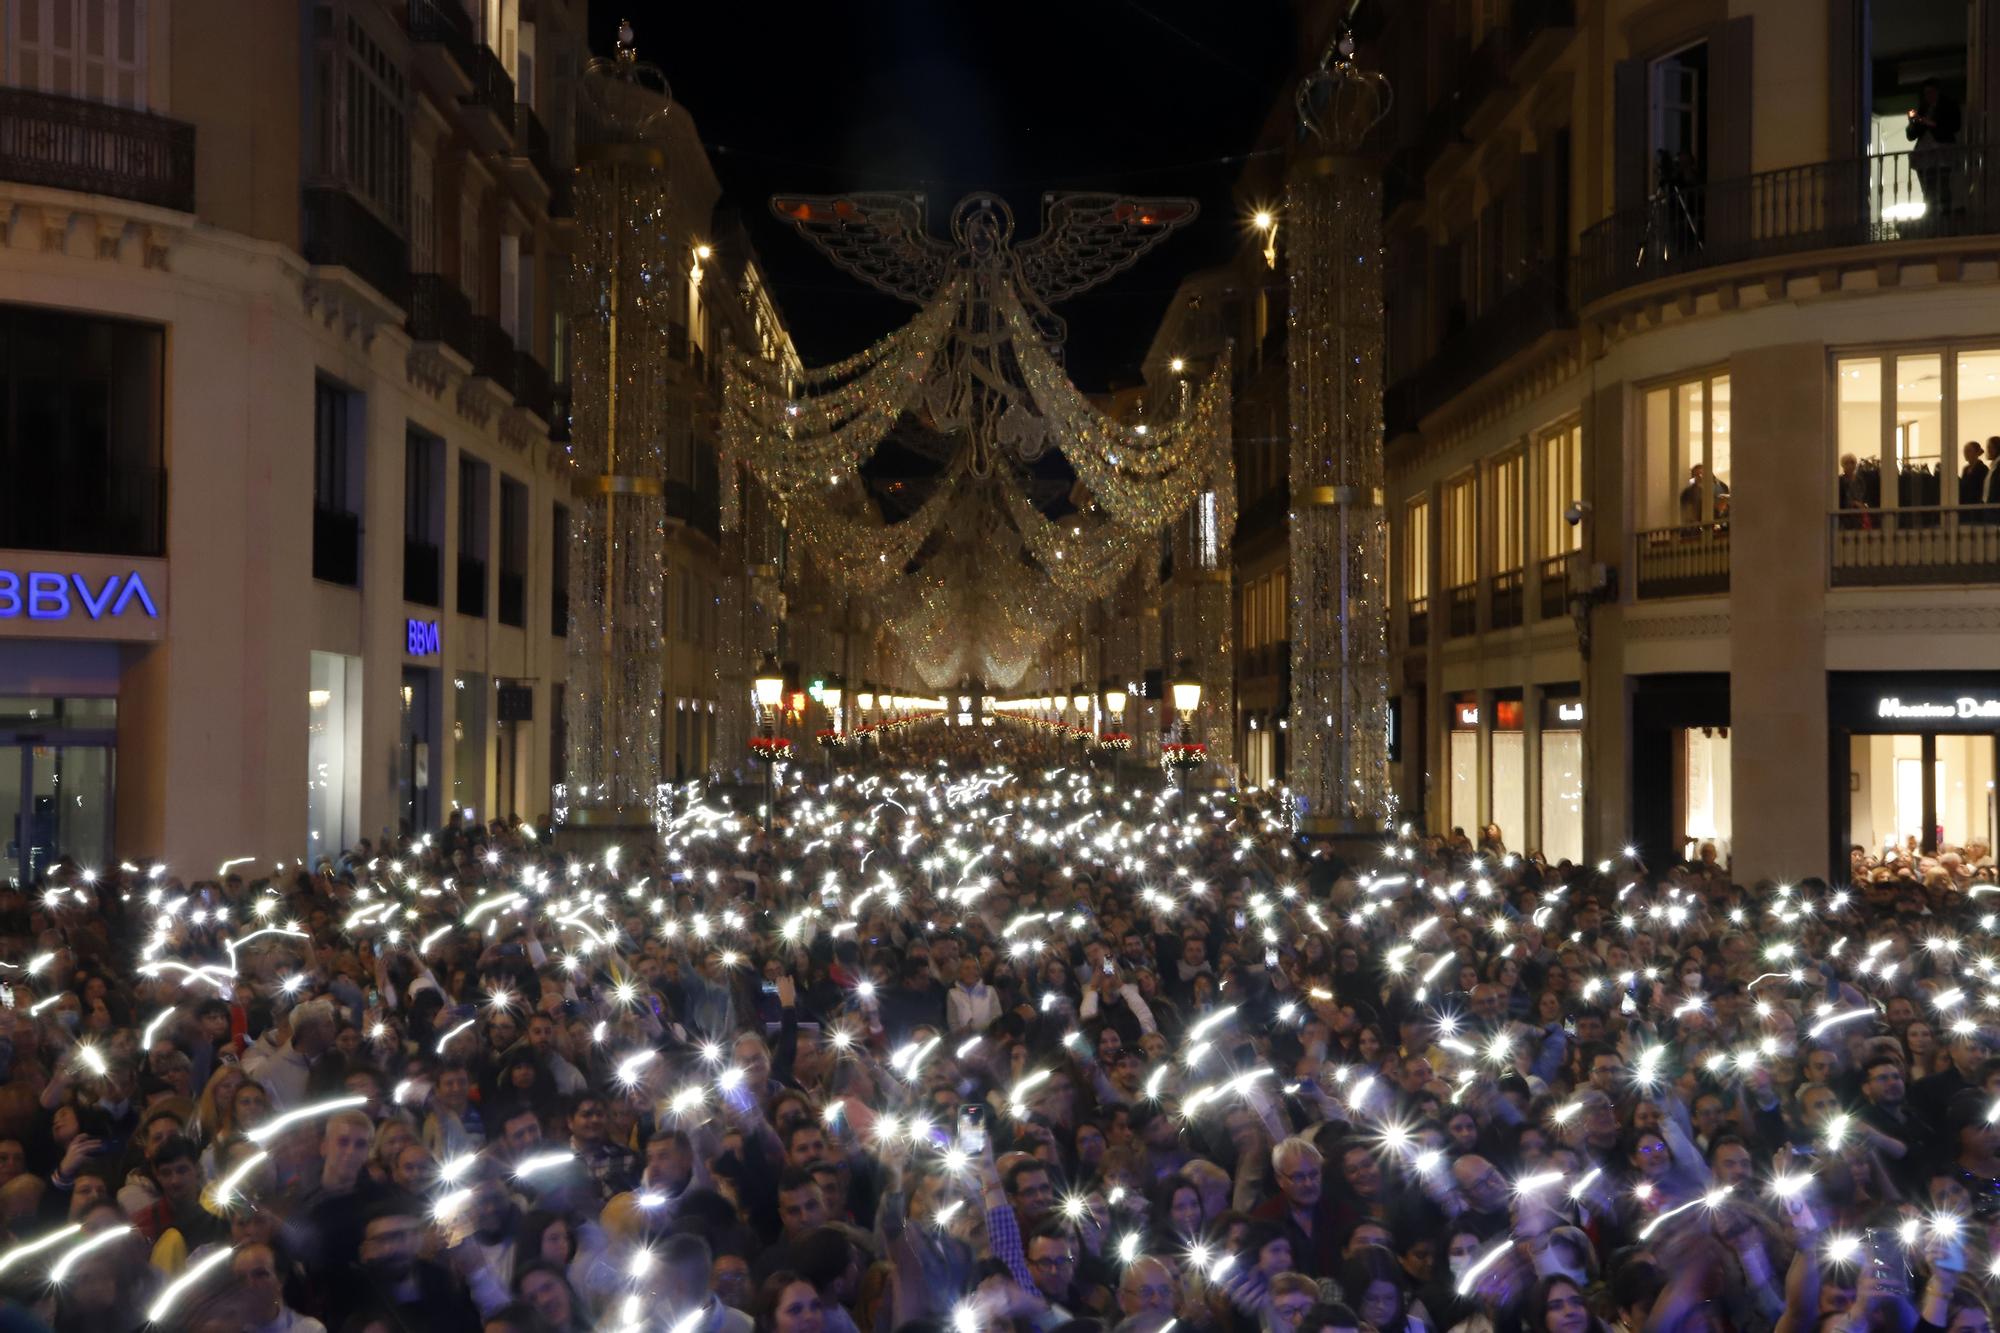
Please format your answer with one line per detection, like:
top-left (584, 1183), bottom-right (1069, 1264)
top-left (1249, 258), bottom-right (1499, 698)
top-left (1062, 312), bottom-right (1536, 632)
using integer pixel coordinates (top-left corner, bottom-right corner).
top-left (721, 189), bottom-right (1233, 686)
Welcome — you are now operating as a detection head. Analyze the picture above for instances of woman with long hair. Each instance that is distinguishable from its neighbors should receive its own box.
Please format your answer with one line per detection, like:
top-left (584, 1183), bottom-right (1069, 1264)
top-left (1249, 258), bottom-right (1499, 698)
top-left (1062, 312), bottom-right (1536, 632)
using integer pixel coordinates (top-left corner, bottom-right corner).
top-left (754, 1271), bottom-right (826, 1333)
top-left (1522, 1276), bottom-right (1608, 1333)
top-left (1341, 1245), bottom-right (1424, 1333)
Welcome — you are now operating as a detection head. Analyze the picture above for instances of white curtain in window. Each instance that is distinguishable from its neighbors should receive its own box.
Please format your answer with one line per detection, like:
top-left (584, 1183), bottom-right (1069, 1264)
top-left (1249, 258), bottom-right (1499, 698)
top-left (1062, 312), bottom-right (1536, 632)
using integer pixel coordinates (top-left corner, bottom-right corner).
top-left (9, 0), bottom-right (147, 108)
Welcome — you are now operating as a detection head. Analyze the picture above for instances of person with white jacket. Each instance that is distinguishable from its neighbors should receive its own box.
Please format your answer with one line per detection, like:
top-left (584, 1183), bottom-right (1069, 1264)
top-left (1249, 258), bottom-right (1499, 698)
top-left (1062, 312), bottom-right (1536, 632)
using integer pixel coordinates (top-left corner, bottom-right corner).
top-left (947, 957), bottom-right (1001, 1033)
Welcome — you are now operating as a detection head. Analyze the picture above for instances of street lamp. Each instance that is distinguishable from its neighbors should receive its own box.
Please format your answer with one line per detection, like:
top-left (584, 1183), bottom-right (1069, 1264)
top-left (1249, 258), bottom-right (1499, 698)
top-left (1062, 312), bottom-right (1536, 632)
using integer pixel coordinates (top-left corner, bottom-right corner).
top-left (1170, 658), bottom-right (1203, 818)
top-left (1170, 659), bottom-right (1203, 721)
top-left (754, 653), bottom-right (784, 829)
top-left (1103, 684), bottom-right (1127, 718)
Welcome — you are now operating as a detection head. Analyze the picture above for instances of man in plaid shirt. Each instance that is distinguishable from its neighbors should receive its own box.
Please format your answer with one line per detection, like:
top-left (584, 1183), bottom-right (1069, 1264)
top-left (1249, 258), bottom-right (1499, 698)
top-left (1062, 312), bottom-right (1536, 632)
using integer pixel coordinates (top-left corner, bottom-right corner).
top-left (566, 1091), bottom-right (640, 1201)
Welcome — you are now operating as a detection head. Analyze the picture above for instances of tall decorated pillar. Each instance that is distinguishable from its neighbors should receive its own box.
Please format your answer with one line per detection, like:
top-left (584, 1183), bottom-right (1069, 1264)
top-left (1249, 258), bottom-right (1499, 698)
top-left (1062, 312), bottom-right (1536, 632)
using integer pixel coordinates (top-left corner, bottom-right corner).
top-left (559, 36), bottom-right (674, 841)
top-left (1286, 35), bottom-right (1396, 841)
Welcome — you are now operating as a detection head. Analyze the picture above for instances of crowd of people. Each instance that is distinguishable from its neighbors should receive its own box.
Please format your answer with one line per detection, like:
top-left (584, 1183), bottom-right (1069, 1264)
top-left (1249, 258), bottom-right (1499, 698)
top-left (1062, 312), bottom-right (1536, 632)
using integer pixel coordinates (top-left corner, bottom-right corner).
top-left (0, 725), bottom-right (1993, 1333)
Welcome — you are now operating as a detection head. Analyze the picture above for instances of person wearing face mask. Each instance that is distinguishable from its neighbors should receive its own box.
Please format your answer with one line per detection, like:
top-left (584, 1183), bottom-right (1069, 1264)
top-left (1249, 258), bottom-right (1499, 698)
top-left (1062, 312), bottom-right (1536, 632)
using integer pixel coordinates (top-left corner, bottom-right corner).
top-left (1417, 1229), bottom-right (1484, 1333)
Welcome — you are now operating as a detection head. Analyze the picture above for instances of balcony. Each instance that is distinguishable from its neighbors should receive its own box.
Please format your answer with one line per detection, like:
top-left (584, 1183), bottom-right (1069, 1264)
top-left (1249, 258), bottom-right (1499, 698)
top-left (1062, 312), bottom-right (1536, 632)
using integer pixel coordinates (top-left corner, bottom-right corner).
top-left (463, 44), bottom-right (516, 137)
top-left (548, 386), bottom-right (572, 443)
top-left (406, 0), bottom-right (477, 86)
top-left (471, 317), bottom-right (515, 392)
top-left (1384, 256), bottom-right (1572, 437)
top-left (1490, 568), bottom-right (1524, 629)
top-left (551, 585), bottom-right (569, 638)
top-left (0, 465), bottom-right (164, 558)
top-left (1634, 523), bottom-right (1729, 598)
top-left (302, 186), bottom-right (410, 309)
top-left (1407, 597), bottom-right (1429, 648)
top-left (314, 507), bottom-right (361, 587)
top-left (456, 554), bottom-right (487, 617)
top-left (1830, 507), bottom-right (2000, 586)
top-left (497, 569), bottom-right (525, 627)
top-left (403, 538), bottom-right (441, 606)
top-left (0, 87), bottom-right (195, 213)
top-left (407, 273), bottom-right (477, 365)
top-left (1445, 582), bottom-right (1477, 637)
top-left (1538, 552), bottom-right (1575, 620)
top-left (1577, 144), bottom-right (2000, 309)
top-left (513, 350), bottom-right (553, 423)
top-left (514, 102), bottom-right (554, 186)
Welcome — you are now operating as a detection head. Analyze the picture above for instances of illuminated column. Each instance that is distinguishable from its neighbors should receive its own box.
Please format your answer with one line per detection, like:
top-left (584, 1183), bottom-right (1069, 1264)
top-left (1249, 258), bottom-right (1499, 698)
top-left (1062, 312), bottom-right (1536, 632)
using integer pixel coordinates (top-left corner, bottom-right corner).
top-left (560, 46), bottom-right (674, 836)
top-left (1286, 37), bottom-right (1395, 837)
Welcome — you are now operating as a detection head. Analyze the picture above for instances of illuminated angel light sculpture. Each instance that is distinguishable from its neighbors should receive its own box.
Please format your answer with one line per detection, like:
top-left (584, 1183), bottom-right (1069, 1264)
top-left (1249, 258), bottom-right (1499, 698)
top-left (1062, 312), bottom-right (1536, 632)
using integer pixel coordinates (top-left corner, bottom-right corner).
top-left (722, 191), bottom-right (1235, 696)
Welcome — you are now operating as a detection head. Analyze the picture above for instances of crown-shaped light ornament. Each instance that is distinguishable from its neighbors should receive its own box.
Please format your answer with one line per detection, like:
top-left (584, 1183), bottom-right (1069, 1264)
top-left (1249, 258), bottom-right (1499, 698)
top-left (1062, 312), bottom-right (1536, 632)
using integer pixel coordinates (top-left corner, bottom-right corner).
top-left (1295, 30), bottom-right (1393, 151)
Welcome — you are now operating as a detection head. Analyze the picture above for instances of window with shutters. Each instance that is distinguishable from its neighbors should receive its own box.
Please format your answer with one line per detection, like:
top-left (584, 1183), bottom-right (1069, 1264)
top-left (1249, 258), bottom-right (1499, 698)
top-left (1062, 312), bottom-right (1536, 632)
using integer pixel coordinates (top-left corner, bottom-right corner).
top-left (7, 0), bottom-right (148, 108)
top-left (1648, 42), bottom-right (1708, 193)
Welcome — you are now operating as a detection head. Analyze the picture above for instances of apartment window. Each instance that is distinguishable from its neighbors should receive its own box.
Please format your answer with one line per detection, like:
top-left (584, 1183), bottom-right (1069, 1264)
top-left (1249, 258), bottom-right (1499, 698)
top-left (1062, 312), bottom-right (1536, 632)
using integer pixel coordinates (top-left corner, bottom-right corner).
top-left (1648, 42), bottom-right (1707, 193)
top-left (1442, 475), bottom-right (1476, 588)
top-left (551, 503), bottom-right (570, 637)
top-left (0, 305), bottom-right (163, 558)
top-left (457, 455), bottom-right (489, 617)
top-left (313, 379), bottom-right (362, 586)
top-left (1538, 422), bottom-right (1583, 557)
top-left (1403, 497), bottom-right (1430, 604)
top-left (1836, 350), bottom-right (1969, 515)
top-left (1490, 452), bottom-right (1524, 574)
top-left (498, 477), bottom-right (527, 628)
top-left (307, 8), bottom-right (408, 230)
top-left (499, 233), bottom-right (520, 345)
top-left (1641, 371), bottom-right (1731, 528)
top-left (6, 0), bottom-right (147, 109)
top-left (403, 427), bottom-right (443, 606)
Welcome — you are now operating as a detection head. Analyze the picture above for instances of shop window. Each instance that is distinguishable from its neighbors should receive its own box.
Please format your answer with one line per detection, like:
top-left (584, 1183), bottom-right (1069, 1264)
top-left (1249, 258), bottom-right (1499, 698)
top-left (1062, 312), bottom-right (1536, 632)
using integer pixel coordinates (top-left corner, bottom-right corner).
top-left (1448, 695), bottom-right (1479, 835)
top-left (452, 673), bottom-right (488, 821)
top-left (1490, 698), bottom-right (1524, 855)
top-left (1540, 694), bottom-right (1584, 865)
top-left (308, 652), bottom-right (362, 861)
top-left (1683, 726), bottom-right (1732, 863)
top-left (1851, 733), bottom-right (1997, 857)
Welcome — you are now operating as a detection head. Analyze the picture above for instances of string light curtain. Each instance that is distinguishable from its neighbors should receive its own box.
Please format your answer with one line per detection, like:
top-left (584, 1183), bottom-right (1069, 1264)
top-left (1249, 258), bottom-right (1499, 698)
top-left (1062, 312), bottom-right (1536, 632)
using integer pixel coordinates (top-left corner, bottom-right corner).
top-left (561, 50), bottom-right (677, 829)
top-left (1286, 34), bottom-right (1397, 834)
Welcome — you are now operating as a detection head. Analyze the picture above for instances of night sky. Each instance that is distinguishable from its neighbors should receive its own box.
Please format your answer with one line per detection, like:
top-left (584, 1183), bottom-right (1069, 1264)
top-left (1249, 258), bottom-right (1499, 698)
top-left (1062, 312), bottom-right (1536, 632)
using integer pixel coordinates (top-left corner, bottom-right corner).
top-left (591, 2), bottom-right (1298, 391)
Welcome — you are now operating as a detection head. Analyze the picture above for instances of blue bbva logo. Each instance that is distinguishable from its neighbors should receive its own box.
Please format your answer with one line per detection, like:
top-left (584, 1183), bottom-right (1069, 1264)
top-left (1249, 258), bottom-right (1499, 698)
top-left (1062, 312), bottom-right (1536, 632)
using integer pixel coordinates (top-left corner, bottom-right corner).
top-left (0, 571), bottom-right (159, 620)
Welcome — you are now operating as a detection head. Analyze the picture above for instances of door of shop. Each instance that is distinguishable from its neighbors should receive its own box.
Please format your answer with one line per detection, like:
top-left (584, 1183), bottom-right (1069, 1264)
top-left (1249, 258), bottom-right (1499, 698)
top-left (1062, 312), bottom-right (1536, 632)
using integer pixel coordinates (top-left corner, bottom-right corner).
top-left (0, 729), bottom-right (115, 885)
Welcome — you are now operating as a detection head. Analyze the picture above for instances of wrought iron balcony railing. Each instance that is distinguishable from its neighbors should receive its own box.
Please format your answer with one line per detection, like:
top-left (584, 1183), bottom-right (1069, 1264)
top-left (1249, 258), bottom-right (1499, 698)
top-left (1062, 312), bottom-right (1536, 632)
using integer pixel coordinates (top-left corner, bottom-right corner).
top-left (513, 350), bottom-right (552, 423)
top-left (1578, 144), bottom-right (2000, 307)
top-left (463, 43), bottom-right (516, 133)
top-left (0, 86), bottom-right (196, 213)
top-left (406, 0), bottom-right (477, 80)
top-left (302, 186), bottom-right (410, 309)
top-left (403, 538), bottom-right (441, 606)
top-left (407, 273), bottom-right (478, 365)
top-left (313, 507), bottom-right (362, 587)
top-left (472, 317), bottom-right (515, 391)
top-left (1445, 582), bottom-right (1478, 637)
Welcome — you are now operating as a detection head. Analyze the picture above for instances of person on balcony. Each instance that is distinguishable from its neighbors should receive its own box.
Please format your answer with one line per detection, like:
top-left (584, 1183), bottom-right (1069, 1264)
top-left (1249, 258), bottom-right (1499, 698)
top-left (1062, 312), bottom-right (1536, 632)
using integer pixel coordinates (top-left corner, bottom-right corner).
top-left (1907, 80), bottom-right (1961, 220)
top-left (1983, 437), bottom-right (2000, 515)
top-left (1960, 442), bottom-right (1989, 523)
top-left (1838, 453), bottom-right (1874, 530)
top-left (1677, 464), bottom-right (1727, 531)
